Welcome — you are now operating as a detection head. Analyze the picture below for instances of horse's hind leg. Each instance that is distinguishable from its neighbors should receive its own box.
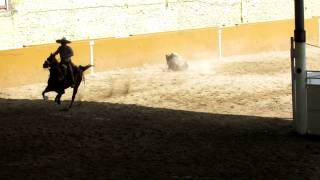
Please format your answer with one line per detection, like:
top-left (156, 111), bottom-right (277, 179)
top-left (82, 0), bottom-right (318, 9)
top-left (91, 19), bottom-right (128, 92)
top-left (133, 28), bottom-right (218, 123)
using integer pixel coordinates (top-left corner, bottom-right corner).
top-left (69, 84), bottom-right (79, 109)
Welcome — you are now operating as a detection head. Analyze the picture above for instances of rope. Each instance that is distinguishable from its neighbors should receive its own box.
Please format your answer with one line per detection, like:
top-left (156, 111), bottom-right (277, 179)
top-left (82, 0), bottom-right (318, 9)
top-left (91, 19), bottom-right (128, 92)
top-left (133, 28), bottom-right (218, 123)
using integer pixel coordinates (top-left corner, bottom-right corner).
top-left (306, 43), bottom-right (320, 48)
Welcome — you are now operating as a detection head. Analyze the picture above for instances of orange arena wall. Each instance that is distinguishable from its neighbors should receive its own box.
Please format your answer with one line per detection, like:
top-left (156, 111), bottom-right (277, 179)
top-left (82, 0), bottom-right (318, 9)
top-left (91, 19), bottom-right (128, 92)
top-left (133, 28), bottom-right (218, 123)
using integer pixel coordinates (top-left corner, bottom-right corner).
top-left (93, 28), bottom-right (219, 72)
top-left (221, 17), bottom-right (319, 56)
top-left (0, 18), bottom-right (319, 88)
top-left (0, 28), bottom-right (219, 88)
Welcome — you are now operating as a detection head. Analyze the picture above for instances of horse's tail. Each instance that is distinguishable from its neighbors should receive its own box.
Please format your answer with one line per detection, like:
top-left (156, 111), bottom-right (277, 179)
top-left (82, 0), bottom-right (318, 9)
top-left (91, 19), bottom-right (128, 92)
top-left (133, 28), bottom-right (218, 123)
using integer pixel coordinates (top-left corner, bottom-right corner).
top-left (78, 65), bottom-right (93, 85)
top-left (79, 64), bottom-right (93, 72)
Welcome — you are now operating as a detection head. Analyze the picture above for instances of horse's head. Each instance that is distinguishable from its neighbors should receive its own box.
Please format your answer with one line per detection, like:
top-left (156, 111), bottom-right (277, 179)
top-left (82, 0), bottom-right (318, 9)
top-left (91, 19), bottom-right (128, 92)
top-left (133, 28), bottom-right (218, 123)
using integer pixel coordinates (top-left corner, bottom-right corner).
top-left (43, 53), bottom-right (57, 69)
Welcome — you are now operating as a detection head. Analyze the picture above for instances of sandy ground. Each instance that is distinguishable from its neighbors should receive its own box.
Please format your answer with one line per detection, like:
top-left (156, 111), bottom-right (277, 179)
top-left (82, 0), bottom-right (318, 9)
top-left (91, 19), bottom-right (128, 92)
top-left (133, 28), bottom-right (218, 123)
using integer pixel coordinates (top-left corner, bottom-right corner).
top-left (1, 49), bottom-right (320, 179)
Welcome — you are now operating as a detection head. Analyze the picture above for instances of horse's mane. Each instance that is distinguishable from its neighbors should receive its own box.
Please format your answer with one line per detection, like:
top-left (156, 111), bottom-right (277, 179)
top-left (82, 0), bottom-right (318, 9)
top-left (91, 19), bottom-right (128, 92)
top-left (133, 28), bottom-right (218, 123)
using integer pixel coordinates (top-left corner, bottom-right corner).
top-left (51, 55), bottom-right (59, 64)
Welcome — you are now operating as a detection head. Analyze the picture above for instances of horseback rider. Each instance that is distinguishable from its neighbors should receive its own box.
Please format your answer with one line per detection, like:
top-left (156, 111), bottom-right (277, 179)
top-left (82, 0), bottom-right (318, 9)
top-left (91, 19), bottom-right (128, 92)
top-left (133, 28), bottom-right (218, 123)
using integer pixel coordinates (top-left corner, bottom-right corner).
top-left (53, 37), bottom-right (75, 87)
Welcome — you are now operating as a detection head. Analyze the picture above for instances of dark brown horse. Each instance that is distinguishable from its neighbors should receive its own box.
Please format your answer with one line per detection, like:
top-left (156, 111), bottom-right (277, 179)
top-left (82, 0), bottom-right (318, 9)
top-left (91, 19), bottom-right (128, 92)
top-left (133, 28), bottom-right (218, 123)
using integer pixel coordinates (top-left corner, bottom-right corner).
top-left (42, 53), bottom-right (92, 109)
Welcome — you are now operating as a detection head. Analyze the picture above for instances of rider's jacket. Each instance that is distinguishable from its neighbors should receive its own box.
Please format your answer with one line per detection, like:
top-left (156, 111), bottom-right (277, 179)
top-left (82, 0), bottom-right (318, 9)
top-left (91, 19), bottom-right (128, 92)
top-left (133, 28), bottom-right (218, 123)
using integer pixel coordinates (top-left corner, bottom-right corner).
top-left (56, 45), bottom-right (74, 63)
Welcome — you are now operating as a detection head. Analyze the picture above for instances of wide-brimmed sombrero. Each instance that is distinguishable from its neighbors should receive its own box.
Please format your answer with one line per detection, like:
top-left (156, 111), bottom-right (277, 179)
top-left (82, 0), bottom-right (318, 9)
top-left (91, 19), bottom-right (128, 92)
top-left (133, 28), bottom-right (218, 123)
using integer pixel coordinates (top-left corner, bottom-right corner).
top-left (56, 37), bottom-right (71, 44)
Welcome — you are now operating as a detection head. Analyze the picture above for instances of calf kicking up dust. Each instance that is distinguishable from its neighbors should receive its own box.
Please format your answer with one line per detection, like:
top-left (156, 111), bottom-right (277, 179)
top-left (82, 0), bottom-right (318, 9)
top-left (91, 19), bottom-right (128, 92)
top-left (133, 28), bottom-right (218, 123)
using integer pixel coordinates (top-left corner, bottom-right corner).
top-left (166, 52), bottom-right (188, 71)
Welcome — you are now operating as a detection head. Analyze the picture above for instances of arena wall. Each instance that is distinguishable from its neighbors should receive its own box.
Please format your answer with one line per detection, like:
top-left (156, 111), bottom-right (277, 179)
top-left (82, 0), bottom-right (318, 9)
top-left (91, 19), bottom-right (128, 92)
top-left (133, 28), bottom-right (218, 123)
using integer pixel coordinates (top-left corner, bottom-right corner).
top-left (221, 17), bottom-right (319, 56)
top-left (0, 18), bottom-right (319, 88)
top-left (0, 27), bottom-right (218, 88)
top-left (92, 28), bottom-right (218, 72)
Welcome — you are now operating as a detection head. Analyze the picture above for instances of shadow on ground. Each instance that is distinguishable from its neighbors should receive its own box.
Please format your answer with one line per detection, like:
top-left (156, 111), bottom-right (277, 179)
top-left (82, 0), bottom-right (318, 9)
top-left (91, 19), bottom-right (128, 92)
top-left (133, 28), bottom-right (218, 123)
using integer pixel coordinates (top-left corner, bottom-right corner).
top-left (0, 98), bottom-right (319, 180)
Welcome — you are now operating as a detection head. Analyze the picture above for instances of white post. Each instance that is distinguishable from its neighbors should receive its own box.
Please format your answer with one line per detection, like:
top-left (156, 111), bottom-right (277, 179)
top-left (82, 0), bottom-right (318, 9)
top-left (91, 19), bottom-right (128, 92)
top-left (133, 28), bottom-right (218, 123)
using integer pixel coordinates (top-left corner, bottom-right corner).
top-left (6, 0), bottom-right (8, 10)
top-left (290, 37), bottom-right (296, 123)
top-left (89, 40), bottom-right (95, 74)
top-left (218, 29), bottom-right (222, 60)
top-left (294, 42), bottom-right (308, 134)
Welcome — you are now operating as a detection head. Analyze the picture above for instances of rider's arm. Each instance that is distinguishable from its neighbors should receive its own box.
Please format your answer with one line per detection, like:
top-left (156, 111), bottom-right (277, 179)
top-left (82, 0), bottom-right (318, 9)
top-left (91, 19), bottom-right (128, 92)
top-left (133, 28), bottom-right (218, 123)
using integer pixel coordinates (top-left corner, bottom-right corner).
top-left (53, 46), bottom-right (61, 56)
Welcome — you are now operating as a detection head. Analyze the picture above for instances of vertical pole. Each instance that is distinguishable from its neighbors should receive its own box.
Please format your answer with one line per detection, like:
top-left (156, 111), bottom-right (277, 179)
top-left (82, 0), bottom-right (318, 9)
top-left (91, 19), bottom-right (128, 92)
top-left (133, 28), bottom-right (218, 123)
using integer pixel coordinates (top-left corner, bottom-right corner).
top-left (294, 0), bottom-right (308, 134)
top-left (291, 37), bottom-right (296, 123)
top-left (89, 40), bottom-right (95, 74)
top-left (318, 18), bottom-right (320, 46)
top-left (218, 29), bottom-right (222, 60)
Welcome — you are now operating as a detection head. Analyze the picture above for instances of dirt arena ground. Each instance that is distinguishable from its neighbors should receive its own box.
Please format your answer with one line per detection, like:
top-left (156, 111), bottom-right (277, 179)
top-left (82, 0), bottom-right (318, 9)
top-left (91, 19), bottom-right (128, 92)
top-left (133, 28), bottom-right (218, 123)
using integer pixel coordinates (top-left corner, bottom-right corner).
top-left (1, 49), bottom-right (320, 179)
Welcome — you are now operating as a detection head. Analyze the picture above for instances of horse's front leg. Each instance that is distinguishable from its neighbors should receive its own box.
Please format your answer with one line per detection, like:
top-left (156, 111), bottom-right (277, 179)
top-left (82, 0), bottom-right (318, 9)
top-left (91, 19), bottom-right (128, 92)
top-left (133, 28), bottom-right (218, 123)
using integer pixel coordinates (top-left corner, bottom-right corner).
top-left (54, 93), bottom-right (62, 105)
top-left (42, 87), bottom-right (50, 100)
top-left (55, 89), bottom-right (65, 105)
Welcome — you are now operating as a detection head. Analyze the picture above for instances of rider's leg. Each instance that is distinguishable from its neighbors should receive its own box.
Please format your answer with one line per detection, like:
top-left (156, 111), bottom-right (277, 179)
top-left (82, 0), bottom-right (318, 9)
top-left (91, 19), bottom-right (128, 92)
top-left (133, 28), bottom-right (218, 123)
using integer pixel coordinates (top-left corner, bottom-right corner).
top-left (68, 62), bottom-right (75, 87)
top-left (57, 65), bottom-right (64, 81)
top-left (59, 61), bottom-right (68, 80)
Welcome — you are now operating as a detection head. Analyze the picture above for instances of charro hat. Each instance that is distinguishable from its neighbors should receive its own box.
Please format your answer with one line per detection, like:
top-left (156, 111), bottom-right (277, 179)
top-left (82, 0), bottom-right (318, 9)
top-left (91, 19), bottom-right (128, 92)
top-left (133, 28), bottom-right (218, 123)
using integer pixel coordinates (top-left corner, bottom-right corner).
top-left (56, 37), bottom-right (71, 44)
